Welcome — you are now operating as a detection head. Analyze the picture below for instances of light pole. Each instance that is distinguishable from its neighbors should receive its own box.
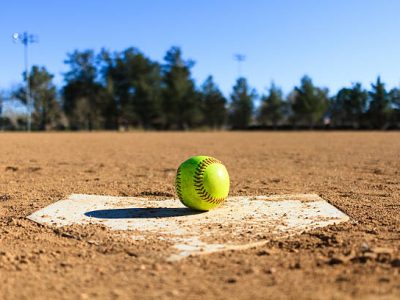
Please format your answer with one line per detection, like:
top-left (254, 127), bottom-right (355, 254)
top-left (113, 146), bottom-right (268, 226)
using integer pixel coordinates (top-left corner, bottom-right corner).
top-left (12, 32), bottom-right (38, 131)
top-left (234, 54), bottom-right (246, 77)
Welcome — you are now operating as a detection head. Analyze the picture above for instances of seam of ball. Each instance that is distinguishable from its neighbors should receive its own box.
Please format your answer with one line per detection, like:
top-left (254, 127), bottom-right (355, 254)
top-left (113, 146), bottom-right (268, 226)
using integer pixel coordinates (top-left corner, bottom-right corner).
top-left (193, 157), bottom-right (227, 205)
top-left (175, 167), bottom-right (183, 201)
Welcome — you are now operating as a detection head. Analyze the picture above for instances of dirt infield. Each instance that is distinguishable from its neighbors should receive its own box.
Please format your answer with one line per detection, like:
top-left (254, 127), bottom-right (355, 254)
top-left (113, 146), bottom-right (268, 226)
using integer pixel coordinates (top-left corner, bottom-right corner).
top-left (0, 132), bottom-right (399, 299)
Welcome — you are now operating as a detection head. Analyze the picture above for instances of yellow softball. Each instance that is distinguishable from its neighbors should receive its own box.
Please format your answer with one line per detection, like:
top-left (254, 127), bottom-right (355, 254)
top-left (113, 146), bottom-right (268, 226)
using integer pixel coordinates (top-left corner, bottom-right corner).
top-left (175, 156), bottom-right (230, 211)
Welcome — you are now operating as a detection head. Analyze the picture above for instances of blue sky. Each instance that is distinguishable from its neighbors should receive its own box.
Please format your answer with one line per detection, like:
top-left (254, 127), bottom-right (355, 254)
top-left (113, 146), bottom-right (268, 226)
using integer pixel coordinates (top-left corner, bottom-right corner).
top-left (1, 0), bottom-right (400, 97)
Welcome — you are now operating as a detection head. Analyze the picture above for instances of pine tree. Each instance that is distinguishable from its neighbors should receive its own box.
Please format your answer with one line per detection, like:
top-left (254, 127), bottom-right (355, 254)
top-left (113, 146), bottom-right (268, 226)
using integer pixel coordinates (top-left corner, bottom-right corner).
top-left (368, 77), bottom-right (390, 129)
top-left (99, 48), bottom-right (162, 129)
top-left (331, 83), bottom-right (367, 128)
top-left (162, 47), bottom-right (201, 129)
top-left (14, 66), bottom-right (63, 130)
top-left (200, 76), bottom-right (227, 129)
top-left (229, 77), bottom-right (256, 129)
top-left (258, 83), bottom-right (285, 129)
top-left (291, 75), bottom-right (329, 128)
top-left (63, 50), bottom-right (113, 130)
top-left (388, 87), bottom-right (400, 128)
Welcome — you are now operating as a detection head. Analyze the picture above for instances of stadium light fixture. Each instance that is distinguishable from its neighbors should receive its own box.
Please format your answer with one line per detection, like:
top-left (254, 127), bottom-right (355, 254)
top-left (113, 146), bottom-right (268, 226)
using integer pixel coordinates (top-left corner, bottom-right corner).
top-left (12, 31), bottom-right (38, 132)
top-left (234, 54), bottom-right (246, 77)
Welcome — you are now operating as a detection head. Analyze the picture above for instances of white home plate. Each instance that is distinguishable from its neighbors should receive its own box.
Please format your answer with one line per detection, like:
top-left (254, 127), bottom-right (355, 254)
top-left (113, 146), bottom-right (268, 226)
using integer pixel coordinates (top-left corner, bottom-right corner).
top-left (27, 194), bottom-right (349, 261)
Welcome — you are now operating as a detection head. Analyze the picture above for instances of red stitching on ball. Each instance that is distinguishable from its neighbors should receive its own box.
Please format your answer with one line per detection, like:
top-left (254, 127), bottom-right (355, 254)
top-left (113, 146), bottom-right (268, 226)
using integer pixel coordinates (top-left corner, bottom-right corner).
top-left (175, 167), bottom-right (183, 200)
top-left (193, 157), bottom-right (226, 205)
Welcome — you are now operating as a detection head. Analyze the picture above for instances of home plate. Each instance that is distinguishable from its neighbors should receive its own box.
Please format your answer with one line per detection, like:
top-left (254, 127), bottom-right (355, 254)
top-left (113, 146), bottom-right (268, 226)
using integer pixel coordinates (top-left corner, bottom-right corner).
top-left (27, 194), bottom-right (349, 261)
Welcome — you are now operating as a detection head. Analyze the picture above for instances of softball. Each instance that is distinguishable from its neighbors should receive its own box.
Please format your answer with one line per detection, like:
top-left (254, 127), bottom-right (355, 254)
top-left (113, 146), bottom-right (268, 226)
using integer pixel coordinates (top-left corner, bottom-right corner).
top-left (175, 156), bottom-right (230, 211)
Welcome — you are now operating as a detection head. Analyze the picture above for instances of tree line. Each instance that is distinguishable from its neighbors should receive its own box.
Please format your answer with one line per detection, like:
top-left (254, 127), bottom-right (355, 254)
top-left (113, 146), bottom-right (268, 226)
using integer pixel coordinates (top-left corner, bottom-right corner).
top-left (1, 46), bottom-right (400, 130)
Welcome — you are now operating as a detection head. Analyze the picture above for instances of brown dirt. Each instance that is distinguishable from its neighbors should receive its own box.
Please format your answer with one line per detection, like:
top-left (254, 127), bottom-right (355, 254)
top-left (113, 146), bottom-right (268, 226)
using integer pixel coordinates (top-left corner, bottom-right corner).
top-left (0, 132), bottom-right (399, 300)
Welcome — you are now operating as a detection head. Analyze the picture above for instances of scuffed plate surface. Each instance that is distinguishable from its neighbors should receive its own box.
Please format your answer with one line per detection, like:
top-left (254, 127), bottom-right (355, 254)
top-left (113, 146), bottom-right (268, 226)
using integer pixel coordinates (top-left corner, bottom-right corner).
top-left (28, 194), bottom-right (349, 260)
